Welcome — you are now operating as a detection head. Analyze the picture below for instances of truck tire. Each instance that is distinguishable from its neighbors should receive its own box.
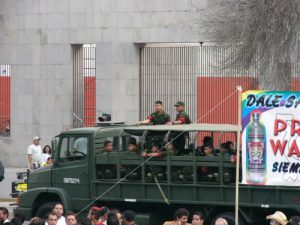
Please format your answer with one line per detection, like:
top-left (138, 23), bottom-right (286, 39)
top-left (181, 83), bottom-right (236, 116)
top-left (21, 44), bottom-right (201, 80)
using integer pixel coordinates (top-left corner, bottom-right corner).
top-left (35, 202), bottom-right (56, 219)
top-left (212, 212), bottom-right (246, 225)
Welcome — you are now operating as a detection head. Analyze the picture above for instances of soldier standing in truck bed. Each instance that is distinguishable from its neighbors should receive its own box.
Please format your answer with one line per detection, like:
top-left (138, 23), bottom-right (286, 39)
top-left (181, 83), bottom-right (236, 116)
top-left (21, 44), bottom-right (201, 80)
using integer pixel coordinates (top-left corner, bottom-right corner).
top-left (172, 101), bottom-right (191, 153)
top-left (137, 100), bottom-right (171, 125)
top-left (173, 101), bottom-right (191, 124)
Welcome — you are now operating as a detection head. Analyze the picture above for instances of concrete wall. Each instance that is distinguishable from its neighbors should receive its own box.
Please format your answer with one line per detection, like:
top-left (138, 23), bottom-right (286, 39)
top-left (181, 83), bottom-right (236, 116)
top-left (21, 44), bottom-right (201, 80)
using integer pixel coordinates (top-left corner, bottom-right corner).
top-left (0, 0), bottom-right (207, 166)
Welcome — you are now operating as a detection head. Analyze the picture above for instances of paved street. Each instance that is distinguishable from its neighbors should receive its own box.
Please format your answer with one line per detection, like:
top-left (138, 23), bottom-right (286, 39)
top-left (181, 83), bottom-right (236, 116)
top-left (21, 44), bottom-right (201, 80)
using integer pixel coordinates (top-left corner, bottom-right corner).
top-left (0, 167), bottom-right (27, 199)
top-left (0, 167), bottom-right (27, 219)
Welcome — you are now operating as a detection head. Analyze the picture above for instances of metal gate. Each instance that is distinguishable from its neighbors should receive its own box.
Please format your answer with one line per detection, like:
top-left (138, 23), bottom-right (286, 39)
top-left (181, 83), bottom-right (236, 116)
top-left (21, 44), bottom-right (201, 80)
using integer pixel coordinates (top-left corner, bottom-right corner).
top-left (139, 43), bottom-right (259, 124)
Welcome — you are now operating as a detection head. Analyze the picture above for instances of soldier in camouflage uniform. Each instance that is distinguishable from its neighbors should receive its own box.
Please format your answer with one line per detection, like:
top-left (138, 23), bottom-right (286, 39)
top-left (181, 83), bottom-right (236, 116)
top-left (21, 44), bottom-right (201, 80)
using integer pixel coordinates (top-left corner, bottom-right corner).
top-left (137, 100), bottom-right (171, 125)
top-left (172, 101), bottom-right (191, 154)
top-left (173, 101), bottom-right (191, 124)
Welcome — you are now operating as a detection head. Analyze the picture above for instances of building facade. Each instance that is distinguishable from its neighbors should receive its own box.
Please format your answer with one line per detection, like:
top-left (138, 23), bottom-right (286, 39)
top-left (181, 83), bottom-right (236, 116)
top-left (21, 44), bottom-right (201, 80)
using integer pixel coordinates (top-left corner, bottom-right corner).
top-left (0, 0), bottom-right (207, 166)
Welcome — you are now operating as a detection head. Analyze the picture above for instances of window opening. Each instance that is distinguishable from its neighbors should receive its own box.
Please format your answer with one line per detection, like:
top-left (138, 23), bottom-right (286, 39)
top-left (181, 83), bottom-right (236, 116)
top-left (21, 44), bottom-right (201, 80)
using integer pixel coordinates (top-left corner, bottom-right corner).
top-left (72, 44), bottom-right (96, 128)
top-left (0, 64), bottom-right (11, 137)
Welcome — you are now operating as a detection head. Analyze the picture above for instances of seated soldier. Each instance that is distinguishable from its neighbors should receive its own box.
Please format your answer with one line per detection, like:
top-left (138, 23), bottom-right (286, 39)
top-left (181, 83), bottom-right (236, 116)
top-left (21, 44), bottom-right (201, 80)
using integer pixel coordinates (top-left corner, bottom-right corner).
top-left (195, 136), bottom-right (214, 156)
top-left (141, 142), bottom-right (165, 158)
top-left (220, 142), bottom-right (231, 157)
top-left (103, 140), bottom-right (113, 154)
top-left (142, 142), bottom-right (166, 181)
top-left (200, 144), bottom-right (218, 182)
top-left (203, 144), bottom-right (217, 157)
top-left (195, 145), bottom-right (205, 156)
top-left (165, 142), bottom-right (177, 156)
top-left (203, 136), bottom-right (213, 146)
top-left (128, 138), bottom-right (140, 155)
top-left (98, 140), bottom-right (116, 179)
top-left (220, 142), bottom-right (237, 163)
top-left (226, 141), bottom-right (237, 156)
top-left (120, 138), bottom-right (141, 180)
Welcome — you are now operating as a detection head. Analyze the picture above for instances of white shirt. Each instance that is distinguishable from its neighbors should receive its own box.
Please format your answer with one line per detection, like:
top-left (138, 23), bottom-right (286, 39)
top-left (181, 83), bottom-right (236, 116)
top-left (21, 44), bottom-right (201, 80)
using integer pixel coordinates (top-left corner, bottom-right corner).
top-left (45, 216), bottom-right (66, 225)
top-left (41, 153), bottom-right (51, 163)
top-left (27, 144), bottom-right (42, 162)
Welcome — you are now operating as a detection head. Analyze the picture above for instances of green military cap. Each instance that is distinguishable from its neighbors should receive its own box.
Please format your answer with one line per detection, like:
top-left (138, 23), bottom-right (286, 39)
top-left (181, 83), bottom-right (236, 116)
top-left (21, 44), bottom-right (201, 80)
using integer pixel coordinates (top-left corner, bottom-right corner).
top-left (174, 101), bottom-right (185, 107)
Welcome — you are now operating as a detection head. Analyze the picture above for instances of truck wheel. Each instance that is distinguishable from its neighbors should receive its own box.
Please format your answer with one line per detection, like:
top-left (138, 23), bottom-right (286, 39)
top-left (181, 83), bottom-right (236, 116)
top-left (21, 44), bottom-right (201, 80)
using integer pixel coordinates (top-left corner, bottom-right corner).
top-left (35, 202), bottom-right (56, 219)
top-left (212, 212), bottom-right (246, 225)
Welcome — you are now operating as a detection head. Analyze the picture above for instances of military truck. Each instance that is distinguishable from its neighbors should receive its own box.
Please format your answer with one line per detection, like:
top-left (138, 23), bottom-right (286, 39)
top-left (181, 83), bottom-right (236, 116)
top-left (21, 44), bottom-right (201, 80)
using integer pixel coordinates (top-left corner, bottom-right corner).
top-left (14, 123), bottom-right (299, 225)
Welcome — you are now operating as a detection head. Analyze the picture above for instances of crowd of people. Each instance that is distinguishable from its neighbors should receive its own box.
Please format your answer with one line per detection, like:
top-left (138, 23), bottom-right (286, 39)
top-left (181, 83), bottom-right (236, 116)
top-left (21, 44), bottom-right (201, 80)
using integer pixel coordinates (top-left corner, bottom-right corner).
top-left (0, 203), bottom-right (138, 225)
top-left (1, 204), bottom-right (298, 225)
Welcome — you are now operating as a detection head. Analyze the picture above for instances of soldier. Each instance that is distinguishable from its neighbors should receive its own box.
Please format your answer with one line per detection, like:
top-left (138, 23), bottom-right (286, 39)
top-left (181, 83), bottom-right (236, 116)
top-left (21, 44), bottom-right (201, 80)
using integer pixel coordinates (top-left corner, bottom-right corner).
top-left (137, 100), bottom-right (171, 125)
top-left (173, 101), bottom-right (191, 124)
top-left (128, 138), bottom-right (139, 154)
top-left (103, 140), bottom-right (113, 153)
top-left (172, 101), bottom-right (191, 151)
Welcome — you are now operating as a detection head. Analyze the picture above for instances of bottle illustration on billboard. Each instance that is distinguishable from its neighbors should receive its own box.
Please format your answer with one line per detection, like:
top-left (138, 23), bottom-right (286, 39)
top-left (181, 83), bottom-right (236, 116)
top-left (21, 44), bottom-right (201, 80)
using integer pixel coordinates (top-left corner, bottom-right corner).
top-left (246, 111), bottom-right (266, 185)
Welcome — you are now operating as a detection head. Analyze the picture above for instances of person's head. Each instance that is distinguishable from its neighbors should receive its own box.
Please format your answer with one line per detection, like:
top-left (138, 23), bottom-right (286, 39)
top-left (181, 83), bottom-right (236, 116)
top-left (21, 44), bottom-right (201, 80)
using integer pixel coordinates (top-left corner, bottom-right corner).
top-left (66, 212), bottom-right (78, 225)
top-left (47, 157), bottom-right (53, 165)
top-left (266, 211), bottom-right (288, 225)
top-left (226, 141), bottom-right (234, 150)
top-left (123, 210), bottom-right (136, 224)
top-left (220, 143), bottom-right (230, 154)
top-left (174, 101), bottom-right (185, 112)
top-left (110, 210), bottom-right (122, 225)
top-left (154, 100), bottom-right (163, 112)
top-left (29, 217), bottom-right (44, 225)
top-left (107, 211), bottom-right (119, 225)
top-left (203, 144), bottom-right (214, 156)
top-left (128, 138), bottom-right (138, 152)
top-left (203, 136), bottom-right (213, 146)
top-left (99, 207), bottom-right (109, 221)
top-left (43, 145), bottom-right (52, 154)
top-left (166, 142), bottom-right (175, 150)
top-left (174, 208), bottom-right (189, 225)
top-left (289, 216), bottom-right (300, 225)
top-left (53, 203), bottom-right (64, 218)
top-left (192, 212), bottom-right (204, 225)
top-left (47, 212), bottom-right (58, 225)
top-left (151, 143), bottom-right (161, 153)
top-left (128, 143), bottom-right (137, 152)
top-left (104, 140), bottom-right (113, 152)
top-left (0, 207), bottom-right (9, 222)
top-left (215, 218), bottom-right (228, 225)
top-left (33, 136), bottom-right (41, 145)
top-left (88, 207), bottom-right (101, 221)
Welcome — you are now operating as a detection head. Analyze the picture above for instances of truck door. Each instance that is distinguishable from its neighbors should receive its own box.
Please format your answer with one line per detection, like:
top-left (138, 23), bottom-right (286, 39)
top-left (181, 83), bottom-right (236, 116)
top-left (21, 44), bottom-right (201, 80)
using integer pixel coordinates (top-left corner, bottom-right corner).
top-left (52, 135), bottom-right (90, 201)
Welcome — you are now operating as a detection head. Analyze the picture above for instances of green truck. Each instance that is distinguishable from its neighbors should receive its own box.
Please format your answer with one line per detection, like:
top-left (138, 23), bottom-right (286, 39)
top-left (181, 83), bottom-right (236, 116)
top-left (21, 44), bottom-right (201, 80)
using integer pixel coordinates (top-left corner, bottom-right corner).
top-left (14, 123), bottom-right (299, 225)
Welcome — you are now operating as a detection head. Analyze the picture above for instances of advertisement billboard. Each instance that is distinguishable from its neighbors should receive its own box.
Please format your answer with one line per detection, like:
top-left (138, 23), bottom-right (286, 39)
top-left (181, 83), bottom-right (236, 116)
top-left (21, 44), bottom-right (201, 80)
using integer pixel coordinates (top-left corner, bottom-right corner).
top-left (242, 90), bottom-right (300, 186)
